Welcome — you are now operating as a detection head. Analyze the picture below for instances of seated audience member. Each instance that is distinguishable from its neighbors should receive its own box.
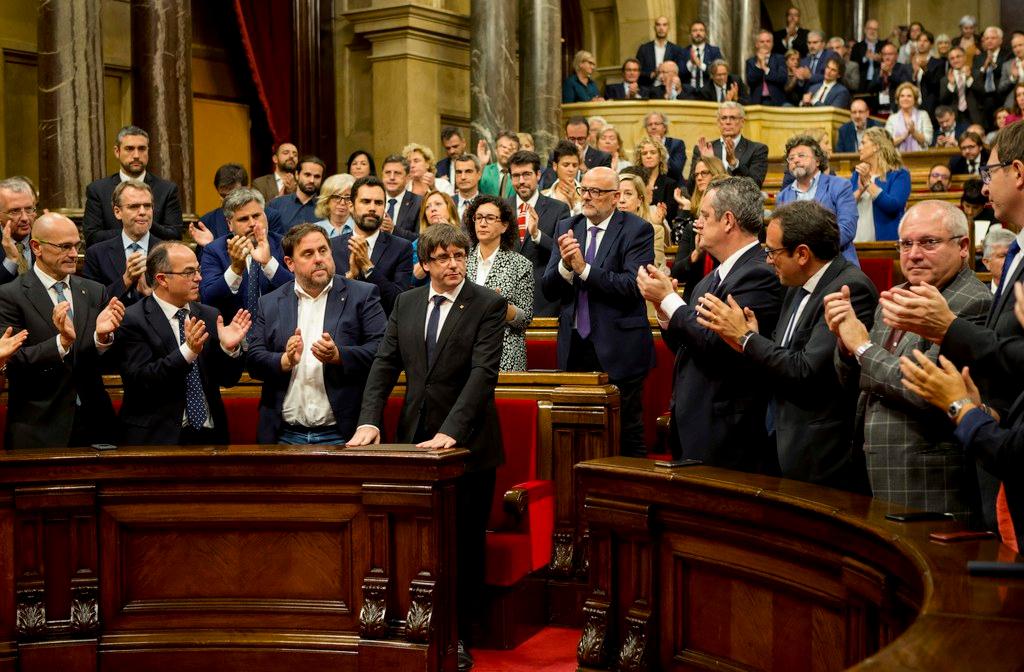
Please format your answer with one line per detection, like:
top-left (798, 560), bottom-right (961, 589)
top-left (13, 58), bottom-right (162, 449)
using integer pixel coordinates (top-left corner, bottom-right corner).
top-left (782, 49), bottom-right (807, 106)
top-left (981, 226), bottom-right (1015, 294)
top-left (949, 131), bottom-right (989, 175)
top-left (436, 127), bottom-right (466, 184)
top-left (960, 178), bottom-right (997, 228)
top-left (638, 177), bottom-right (783, 470)
top-left (966, 123), bottom-right (989, 144)
top-left (698, 200), bottom-right (877, 490)
top-left (248, 223), bottom-right (386, 445)
top-left (0, 213), bottom-right (124, 449)
top-left (986, 107), bottom-right (1014, 146)
top-left (403, 143), bottom-right (444, 197)
top-left (253, 142), bottom-right (298, 204)
top-left (563, 50), bottom-right (603, 103)
top-left (636, 15), bottom-right (684, 86)
top-left (852, 19), bottom-right (888, 96)
top-left (116, 241), bottom-right (249, 446)
top-left (940, 47), bottom-right (984, 126)
top-left (651, 60), bottom-right (690, 100)
top-left (690, 102), bottom-right (769, 188)
top-left (604, 58), bottom-right (650, 100)
top-left (330, 176), bottom-right (413, 316)
top-left (0, 177), bottom-right (37, 285)
top-left (597, 126), bottom-right (632, 172)
top-left (680, 20), bottom-right (723, 90)
top-left (826, 200), bottom-right (991, 525)
top-left (885, 82), bottom-right (934, 151)
top-left (670, 156), bottom-right (726, 301)
top-left (379, 154), bottom-right (422, 242)
top-left (635, 136), bottom-right (678, 224)
top-left (776, 136), bottom-right (859, 265)
top-left (542, 167), bottom-right (655, 457)
top-left (346, 150), bottom-right (376, 179)
top-left (837, 99), bottom-right (882, 153)
top-left (618, 172), bottom-right (668, 272)
top-left (199, 188), bottom-right (293, 319)
top-left (411, 190), bottom-right (461, 285)
top-left (314, 173), bottom-right (356, 239)
top-left (267, 155), bottom-right (325, 230)
top-left (927, 163), bottom-right (953, 192)
top-left (464, 195), bottom-right (533, 371)
top-left (852, 127), bottom-right (911, 241)
top-left (829, 36), bottom-right (861, 92)
top-left (642, 112), bottom-right (686, 183)
top-left (802, 56), bottom-right (851, 108)
top-left (82, 179), bottom-right (162, 306)
top-left (192, 164), bottom-right (286, 243)
top-left (867, 43), bottom-right (912, 113)
top-left (479, 130), bottom-right (521, 200)
top-left (543, 140), bottom-right (583, 215)
top-left (83, 125), bottom-right (183, 246)
top-left (933, 105), bottom-right (968, 147)
top-left (506, 150), bottom-right (571, 318)
top-left (698, 59), bottom-right (749, 104)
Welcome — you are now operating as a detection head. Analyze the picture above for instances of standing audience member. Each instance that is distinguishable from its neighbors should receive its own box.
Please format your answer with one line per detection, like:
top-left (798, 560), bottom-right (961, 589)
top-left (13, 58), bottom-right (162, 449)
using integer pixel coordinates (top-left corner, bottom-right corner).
top-left (867, 43), bottom-right (912, 113)
top-left (479, 131), bottom-right (521, 200)
top-left (852, 19), bottom-right (888, 96)
top-left (346, 150), bottom-right (376, 179)
top-left (690, 102), bottom-right (769, 188)
top-left (747, 30), bottom-right (788, 106)
top-left (679, 20), bottom-right (723, 91)
top-left (563, 50), bottom-right (603, 103)
top-left (783, 49), bottom-right (808, 106)
top-left (635, 136), bottom-right (678, 223)
top-left (636, 15), bottom-right (684, 86)
top-left (403, 143), bottom-right (442, 197)
top-left (379, 154), bottom-right (423, 241)
top-left (267, 155), bottom-right (325, 230)
top-left (192, 164), bottom-right (286, 242)
top-left (314, 174), bottom-right (356, 239)
top-left (642, 112), bottom-right (687, 183)
top-left (597, 127), bottom-right (632, 172)
top-left (451, 154), bottom-right (483, 221)
top-left (436, 127), bottom-right (466, 184)
top-left (885, 82), bottom-right (934, 151)
top-left (411, 190), bottom-right (460, 285)
top-left (852, 127), bottom-right (911, 241)
top-left (618, 172), bottom-right (668, 272)
top-left (998, 32), bottom-right (1024, 110)
top-left (252, 142), bottom-right (298, 203)
top-left (543, 141), bottom-right (583, 216)
top-left (940, 47), bottom-right (983, 126)
top-left (773, 7), bottom-right (809, 57)
top-left (802, 57), bottom-right (852, 108)
top-left (974, 27), bottom-right (1012, 130)
top-left (829, 36), bottom-right (861, 92)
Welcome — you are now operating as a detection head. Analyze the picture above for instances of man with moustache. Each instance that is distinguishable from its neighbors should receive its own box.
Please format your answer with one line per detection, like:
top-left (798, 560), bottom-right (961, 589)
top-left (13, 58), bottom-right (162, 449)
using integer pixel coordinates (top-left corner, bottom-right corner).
top-left (679, 20), bottom-right (723, 91)
top-left (248, 223), bottom-right (386, 444)
top-left (116, 241), bottom-right (250, 445)
top-left (253, 142), bottom-right (299, 204)
top-left (0, 177), bottom-right (38, 285)
top-left (330, 175), bottom-right (413, 316)
top-left (267, 155), bottom-right (325, 230)
top-left (927, 164), bottom-right (953, 192)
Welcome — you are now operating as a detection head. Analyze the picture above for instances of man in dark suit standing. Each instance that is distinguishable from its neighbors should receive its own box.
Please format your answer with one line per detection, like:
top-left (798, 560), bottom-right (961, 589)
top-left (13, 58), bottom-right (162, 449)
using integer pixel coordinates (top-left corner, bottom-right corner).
top-left (866, 43), bottom-right (912, 113)
top-left (636, 15), bottom-right (685, 87)
top-left (747, 30), bottom-right (788, 106)
top-left (82, 180), bottom-right (162, 306)
top-left (974, 27), bottom-right (1014, 130)
top-left (252, 142), bottom-right (298, 205)
top-left (435, 127), bottom-right (466, 184)
top-left (330, 176), bottom-right (413, 316)
top-left (0, 177), bottom-right (37, 286)
top-left (679, 20), bottom-right (723, 91)
top-left (643, 112), bottom-right (687, 184)
top-left (379, 154), bottom-right (423, 242)
top-left (696, 60), bottom-right (749, 104)
top-left (542, 167), bottom-right (654, 456)
top-left (940, 47), bottom-right (985, 126)
top-left (696, 201), bottom-right (878, 490)
top-left (638, 177), bottom-right (783, 472)
top-left (348, 224), bottom-right (506, 671)
top-left (0, 213), bottom-right (125, 449)
top-left (83, 125), bottom-right (183, 246)
top-left (851, 19), bottom-right (887, 94)
top-left (773, 6), bottom-right (809, 57)
top-left (507, 150), bottom-right (571, 317)
top-left (116, 241), bottom-right (249, 445)
top-left (249, 224), bottom-right (386, 444)
top-left (603, 58), bottom-right (651, 100)
top-left (689, 102), bottom-right (769, 188)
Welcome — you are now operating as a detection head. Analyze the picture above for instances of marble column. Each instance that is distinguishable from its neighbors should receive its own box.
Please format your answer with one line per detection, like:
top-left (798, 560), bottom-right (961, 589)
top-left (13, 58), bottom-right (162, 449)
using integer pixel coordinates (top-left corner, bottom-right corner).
top-left (470, 0), bottom-right (518, 148)
top-left (732, 0), bottom-right (759, 79)
top-left (852, 0), bottom-right (867, 42)
top-left (131, 0), bottom-right (195, 215)
top-left (702, 0), bottom-right (735, 75)
top-left (519, 0), bottom-right (560, 160)
top-left (37, 0), bottom-right (105, 210)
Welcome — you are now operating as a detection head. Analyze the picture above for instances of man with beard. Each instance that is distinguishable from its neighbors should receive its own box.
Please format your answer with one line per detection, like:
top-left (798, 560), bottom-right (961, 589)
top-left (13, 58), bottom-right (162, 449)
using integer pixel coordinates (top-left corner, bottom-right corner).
top-left (267, 155), bottom-right (325, 230)
top-left (927, 163), bottom-right (953, 192)
top-left (253, 142), bottom-right (299, 204)
top-left (0, 177), bottom-right (38, 285)
top-left (248, 223), bottom-right (385, 444)
top-left (83, 125), bottom-right (183, 246)
top-left (436, 127), bottom-right (466, 184)
top-left (679, 20), bottom-right (723, 91)
top-left (330, 176), bottom-right (413, 316)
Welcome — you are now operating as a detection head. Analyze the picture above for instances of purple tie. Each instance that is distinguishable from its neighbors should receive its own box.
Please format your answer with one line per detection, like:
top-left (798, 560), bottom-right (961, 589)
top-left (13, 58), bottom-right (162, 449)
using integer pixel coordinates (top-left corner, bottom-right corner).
top-left (576, 226), bottom-right (601, 338)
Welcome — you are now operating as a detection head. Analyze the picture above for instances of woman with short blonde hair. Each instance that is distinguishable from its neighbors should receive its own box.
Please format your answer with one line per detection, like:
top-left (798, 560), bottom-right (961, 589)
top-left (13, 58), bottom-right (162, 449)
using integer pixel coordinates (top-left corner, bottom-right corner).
top-left (562, 49), bottom-right (602, 102)
top-left (313, 173), bottom-right (356, 238)
top-left (402, 143), bottom-right (439, 196)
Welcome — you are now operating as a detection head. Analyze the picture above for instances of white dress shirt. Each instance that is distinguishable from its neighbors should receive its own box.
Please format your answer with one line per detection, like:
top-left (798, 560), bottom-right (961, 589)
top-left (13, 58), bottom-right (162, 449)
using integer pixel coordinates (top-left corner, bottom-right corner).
top-left (122, 230), bottom-right (151, 257)
top-left (654, 42), bottom-right (666, 68)
top-left (282, 280), bottom-right (337, 428)
top-left (658, 239), bottom-right (760, 323)
top-left (119, 170), bottom-right (147, 183)
top-left (34, 265), bottom-right (115, 358)
top-left (224, 252), bottom-right (281, 293)
top-left (515, 190), bottom-right (543, 244)
top-left (151, 293), bottom-right (217, 429)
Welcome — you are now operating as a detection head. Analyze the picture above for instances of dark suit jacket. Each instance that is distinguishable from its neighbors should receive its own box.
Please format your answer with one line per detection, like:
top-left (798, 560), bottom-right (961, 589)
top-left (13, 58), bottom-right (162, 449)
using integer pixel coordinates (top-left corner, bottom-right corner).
top-left (507, 194), bottom-right (571, 317)
top-left (0, 272), bottom-right (116, 448)
top-left (603, 81), bottom-right (652, 100)
top-left (540, 210), bottom-right (654, 381)
top-left (663, 137), bottom-right (687, 184)
top-left (636, 40), bottom-right (686, 85)
top-left (932, 120), bottom-right (968, 147)
top-left (678, 44), bottom-right (724, 87)
top-left (82, 233), bottom-right (163, 307)
top-left (939, 71), bottom-right (985, 125)
top-left (866, 63), bottom-right (913, 112)
top-left (851, 39), bottom-right (889, 91)
top-left (540, 147), bottom-right (612, 190)
top-left (0, 244), bottom-right (34, 287)
top-left (745, 54), bottom-right (788, 105)
top-left (695, 76), bottom-right (749, 104)
top-left (358, 280), bottom-right (507, 472)
top-left (836, 119), bottom-right (883, 153)
top-left (116, 297), bottom-right (244, 444)
top-left (387, 191), bottom-right (423, 242)
top-left (773, 27), bottom-right (809, 57)
top-left (198, 233), bottom-right (293, 318)
top-left (800, 49), bottom-right (835, 86)
top-left (252, 173), bottom-right (282, 205)
top-left (435, 157), bottom-right (453, 180)
top-left (649, 173), bottom-right (679, 223)
top-left (948, 148), bottom-right (990, 176)
top-left (663, 243), bottom-right (784, 469)
top-left (973, 50), bottom-right (1015, 128)
top-left (743, 258), bottom-right (878, 487)
top-left (650, 83), bottom-right (697, 101)
top-left (247, 277), bottom-right (387, 443)
top-left (330, 231), bottom-right (413, 316)
top-left (198, 206), bottom-right (286, 240)
top-left (806, 81), bottom-right (852, 108)
top-left (688, 137), bottom-right (769, 189)
top-left (83, 173), bottom-right (183, 246)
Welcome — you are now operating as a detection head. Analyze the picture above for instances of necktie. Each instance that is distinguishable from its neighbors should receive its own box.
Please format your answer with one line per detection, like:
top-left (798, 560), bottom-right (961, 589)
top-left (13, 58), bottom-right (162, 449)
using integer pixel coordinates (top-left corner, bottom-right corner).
top-left (970, 160), bottom-right (978, 175)
top-left (986, 61), bottom-right (996, 92)
top-left (718, 86), bottom-right (724, 102)
top-left (246, 257), bottom-right (261, 317)
top-left (127, 242), bottom-right (142, 257)
top-left (14, 240), bottom-right (27, 275)
top-left (387, 198), bottom-right (397, 222)
top-left (425, 295), bottom-right (446, 364)
top-left (957, 73), bottom-right (967, 111)
top-left (994, 239), bottom-right (1021, 304)
top-left (705, 269), bottom-right (722, 296)
top-left (575, 226), bottom-right (601, 338)
top-left (498, 169), bottom-right (509, 198)
top-left (814, 84), bottom-right (829, 104)
top-left (695, 48), bottom-right (703, 88)
top-left (518, 203), bottom-right (528, 241)
top-left (174, 308), bottom-right (208, 429)
top-left (867, 44), bottom-right (875, 81)
top-left (780, 288), bottom-right (809, 347)
top-left (810, 55), bottom-right (819, 74)
top-left (54, 280), bottom-right (73, 320)
top-left (761, 61), bottom-right (770, 96)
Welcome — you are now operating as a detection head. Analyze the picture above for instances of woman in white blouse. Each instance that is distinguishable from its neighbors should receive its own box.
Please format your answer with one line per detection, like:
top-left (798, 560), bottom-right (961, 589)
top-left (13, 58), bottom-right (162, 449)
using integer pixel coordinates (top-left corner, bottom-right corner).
top-left (885, 82), bottom-right (933, 152)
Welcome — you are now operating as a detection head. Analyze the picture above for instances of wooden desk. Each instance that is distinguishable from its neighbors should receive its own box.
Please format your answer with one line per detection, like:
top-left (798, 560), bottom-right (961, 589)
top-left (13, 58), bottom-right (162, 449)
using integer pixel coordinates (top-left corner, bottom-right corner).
top-left (0, 445), bottom-right (466, 672)
top-left (574, 458), bottom-right (1024, 672)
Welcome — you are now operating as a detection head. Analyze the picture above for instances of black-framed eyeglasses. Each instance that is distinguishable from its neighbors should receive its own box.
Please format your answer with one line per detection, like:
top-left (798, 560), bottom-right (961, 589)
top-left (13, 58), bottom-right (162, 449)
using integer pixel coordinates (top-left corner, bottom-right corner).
top-left (896, 236), bottom-right (963, 252)
top-left (162, 267), bottom-right (201, 279)
top-left (979, 160), bottom-right (1014, 184)
top-left (576, 186), bottom-right (618, 197)
top-left (329, 194), bottom-right (352, 203)
top-left (33, 239), bottom-right (83, 253)
top-left (473, 213), bottom-right (501, 224)
top-left (762, 245), bottom-right (789, 260)
top-left (429, 252), bottom-right (467, 264)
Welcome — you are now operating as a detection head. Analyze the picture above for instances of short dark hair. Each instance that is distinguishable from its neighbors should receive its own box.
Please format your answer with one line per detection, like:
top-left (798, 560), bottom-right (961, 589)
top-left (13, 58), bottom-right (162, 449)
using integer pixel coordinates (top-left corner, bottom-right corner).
top-left (116, 125), bottom-right (148, 146)
top-left (552, 140), bottom-right (579, 164)
top-left (463, 194), bottom-right (517, 251)
top-left (495, 129), bottom-right (520, 145)
top-left (770, 200), bottom-right (840, 261)
top-left (960, 131), bottom-right (984, 148)
top-left (960, 178), bottom-right (987, 206)
top-left (920, 29), bottom-right (934, 43)
top-left (509, 150), bottom-right (542, 173)
top-left (145, 241), bottom-right (185, 287)
top-left (824, 55), bottom-right (845, 77)
top-left (381, 153), bottom-right (409, 173)
top-left (565, 115), bottom-right (588, 131)
top-left (281, 222), bottom-right (330, 257)
top-left (346, 150), bottom-right (376, 176)
top-left (112, 179), bottom-right (152, 209)
top-left (935, 104), bottom-right (955, 118)
top-left (297, 155), bottom-right (326, 173)
top-left (417, 220), bottom-right (471, 263)
top-left (351, 175), bottom-right (386, 203)
top-left (994, 119), bottom-right (1024, 164)
top-left (441, 126), bottom-right (463, 142)
top-left (621, 58), bottom-right (641, 73)
top-left (214, 163), bottom-right (248, 190)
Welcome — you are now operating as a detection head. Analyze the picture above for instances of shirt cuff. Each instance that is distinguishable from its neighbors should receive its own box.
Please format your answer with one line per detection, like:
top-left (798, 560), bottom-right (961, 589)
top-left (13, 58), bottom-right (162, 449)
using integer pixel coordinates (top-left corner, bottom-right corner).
top-left (2, 258), bottom-right (16, 275)
top-left (580, 262), bottom-right (592, 282)
top-left (660, 292), bottom-right (686, 323)
top-left (225, 267), bottom-right (242, 293)
top-left (531, 229), bottom-right (542, 244)
top-left (558, 260), bottom-right (574, 283)
top-left (55, 334), bottom-right (69, 359)
top-left (180, 342), bottom-right (199, 364)
top-left (262, 256), bottom-right (280, 279)
top-left (222, 343), bottom-right (243, 358)
top-left (94, 332), bottom-right (114, 352)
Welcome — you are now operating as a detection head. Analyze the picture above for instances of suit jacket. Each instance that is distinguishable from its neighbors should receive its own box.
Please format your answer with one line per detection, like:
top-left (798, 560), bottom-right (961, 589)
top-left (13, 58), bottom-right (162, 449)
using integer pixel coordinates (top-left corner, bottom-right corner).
top-left (198, 232), bottom-right (293, 318)
top-left (933, 120), bottom-right (968, 148)
top-left (480, 163), bottom-right (517, 199)
top-left (252, 173), bottom-right (283, 205)
top-left (385, 190), bottom-right (423, 242)
top-left (603, 81), bottom-right (652, 100)
top-left (663, 137), bottom-right (687, 184)
top-left (948, 148), bottom-right (990, 176)
top-left (688, 137), bottom-right (769, 189)
top-left (507, 193), bottom-right (571, 317)
top-left (805, 81), bottom-right (852, 108)
top-left (974, 50), bottom-right (1015, 125)
top-left (800, 49), bottom-right (835, 87)
top-left (0, 272), bottom-right (116, 448)
top-left (247, 277), bottom-right (386, 443)
top-left (330, 231), bottom-right (413, 316)
top-left (82, 233), bottom-right (164, 306)
top-left (649, 173), bottom-right (679, 223)
top-left (116, 297), bottom-right (244, 444)
top-left (636, 40), bottom-right (686, 85)
top-left (695, 76), bottom-right (749, 104)
top-left (776, 172), bottom-right (859, 265)
top-left (850, 39), bottom-right (889, 92)
top-left (83, 173), bottom-right (183, 246)
top-left (939, 70), bottom-right (985, 125)
top-left (358, 280), bottom-right (507, 472)
top-left (866, 63), bottom-right (913, 112)
top-left (773, 27), bottom-right (809, 57)
top-left (835, 119), bottom-right (883, 153)
top-left (998, 57), bottom-right (1024, 108)
top-left (663, 243), bottom-right (784, 470)
top-left (0, 244), bottom-right (35, 287)
top-left (466, 246), bottom-right (534, 371)
top-left (540, 210), bottom-right (654, 381)
top-left (435, 157), bottom-right (453, 180)
top-left (917, 57), bottom-right (948, 113)
top-left (745, 54), bottom-right (788, 105)
top-left (838, 267), bottom-right (991, 524)
top-left (743, 258), bottom-right (877, 488)
top-left (678, 44), bottom-right (724, 87)
top-left (847, 168), bottom-right (911, 241)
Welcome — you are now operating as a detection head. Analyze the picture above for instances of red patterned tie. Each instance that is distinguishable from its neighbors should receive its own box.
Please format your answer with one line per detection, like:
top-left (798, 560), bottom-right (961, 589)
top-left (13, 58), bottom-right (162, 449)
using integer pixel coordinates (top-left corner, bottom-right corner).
top-left (518, 203), bottom-right (527, 241)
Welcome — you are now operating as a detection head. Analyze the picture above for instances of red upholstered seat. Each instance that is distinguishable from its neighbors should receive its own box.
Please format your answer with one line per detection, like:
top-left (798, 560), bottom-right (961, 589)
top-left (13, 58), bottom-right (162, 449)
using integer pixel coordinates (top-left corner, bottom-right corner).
top-left (223, 397), bottom-right (259, 444)
top-left (860, 257), bottom-right (895, 293)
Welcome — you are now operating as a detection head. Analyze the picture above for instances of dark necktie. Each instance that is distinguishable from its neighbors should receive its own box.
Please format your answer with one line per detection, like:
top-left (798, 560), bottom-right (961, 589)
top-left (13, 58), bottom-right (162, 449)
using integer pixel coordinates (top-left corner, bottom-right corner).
top-left (498, 169), bottom-right (509, 198)
top-left (14, 240), bottom-right (28, 275)
top-left (994, 239), bottom-right (1021, 305)
top-left (780, 288), bottom-right (810, 347)
top-left (695, 47), bottom-right (703, 88)
top-left (174, 308), bottom-right (208, 429)
top-left (246, 257), bottom-right (261, 317)
top-left (54, 280), bottom-right (73, 320)
top-left (718, 86), bottom-right (724, 102)
top-left (575, 226), bottom-right (601, 338)
top-left (387, 198), bottom-right (397, 222)
top-left (425, 294), bottom-right (446, 364)
top-left (810, 55), bottom-right (819, 74)
top-left (986, 60), bottom-right (996, 92)
top-left (127, 242), bottom-right (142, 256)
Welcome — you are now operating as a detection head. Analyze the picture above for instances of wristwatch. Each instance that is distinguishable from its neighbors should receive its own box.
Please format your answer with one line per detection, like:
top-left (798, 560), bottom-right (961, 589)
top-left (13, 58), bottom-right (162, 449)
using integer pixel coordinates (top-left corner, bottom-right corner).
top-left (946, 397), bottom-right (973, 421)
top-left (854, 341), bottom-right (873, 364)
top-left (738, 330), bottom-right (756, 350)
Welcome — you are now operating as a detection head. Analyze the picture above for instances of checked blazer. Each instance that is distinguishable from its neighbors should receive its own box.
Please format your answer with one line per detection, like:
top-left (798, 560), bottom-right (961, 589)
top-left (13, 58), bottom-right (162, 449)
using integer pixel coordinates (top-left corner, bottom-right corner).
top-left (466, 246), bottom-right (534, 371)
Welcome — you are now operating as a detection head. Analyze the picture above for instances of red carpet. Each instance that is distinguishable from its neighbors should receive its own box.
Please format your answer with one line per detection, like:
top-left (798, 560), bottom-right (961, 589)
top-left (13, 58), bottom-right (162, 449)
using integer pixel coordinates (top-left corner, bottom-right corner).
top-left (473, 627), bottom-right (581, 672)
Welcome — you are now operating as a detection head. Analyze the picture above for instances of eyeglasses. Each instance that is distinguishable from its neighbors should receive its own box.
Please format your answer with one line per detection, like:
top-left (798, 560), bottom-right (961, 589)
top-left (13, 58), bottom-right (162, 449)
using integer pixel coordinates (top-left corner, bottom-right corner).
top-left (979, 160), bottom-right (1015, 184)
top-left (1, 206), bottom-right (37, 219)
top-left (329, 194), bottom-right (352, 203)
top-left (34, 239), bottom-right (83, 253)
top-left (693, 170), bottom-right (712, 178)
top-left (163, 267), bottom-right (201, 279)
top-left (896, 236), bottom-right (963, 252)
top-left (576, 186), bottom-right (618, 197)
top-left (429, 252), bottom-right (467, 264)
top-left (762, 245), bottom-right (789, 260)
top-left (473, 213), bottom-right (502, 224)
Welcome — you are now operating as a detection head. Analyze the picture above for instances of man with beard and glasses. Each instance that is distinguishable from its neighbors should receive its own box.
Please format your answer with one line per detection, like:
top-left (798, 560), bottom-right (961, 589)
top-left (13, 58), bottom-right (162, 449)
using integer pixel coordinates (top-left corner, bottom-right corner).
top-left (253, 142), bottom-right (299, 204)
top-left (83, 125), bottom-right (183, 246)
top-left (248, 223), bottom-right (386, 444)
top-left (927, 163), bottom-right (953, 192)
top-left (267, 155), bottom-right (325, 230)
top-left (330, 176), bottom-right (413, 316)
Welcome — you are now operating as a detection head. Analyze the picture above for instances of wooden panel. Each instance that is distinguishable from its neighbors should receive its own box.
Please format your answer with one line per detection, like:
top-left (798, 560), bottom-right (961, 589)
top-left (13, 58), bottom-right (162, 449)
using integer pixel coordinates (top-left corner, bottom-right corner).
top-left (2, 56), bottom-right (37, 186)
top-left (192, 98), bottom-right (251, 215)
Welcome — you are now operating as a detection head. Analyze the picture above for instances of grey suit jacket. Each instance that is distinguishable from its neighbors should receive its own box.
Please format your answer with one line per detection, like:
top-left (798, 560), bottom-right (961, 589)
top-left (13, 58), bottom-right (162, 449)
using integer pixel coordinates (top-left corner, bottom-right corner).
top-left (998, 58), bottom-right (1024, 109)
top-left (252, 174), bottom-right (282, 205)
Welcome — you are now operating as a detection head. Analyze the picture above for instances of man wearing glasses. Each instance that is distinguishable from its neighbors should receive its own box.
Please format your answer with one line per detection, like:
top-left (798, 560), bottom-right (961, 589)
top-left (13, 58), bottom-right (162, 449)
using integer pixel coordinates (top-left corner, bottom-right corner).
top-left (823, 200), bottom-right (991, 524)
top-left (0, 213), bottom-right (126, 449)
top-left (542, 166), bottom-right (654, 457)
top-left (689, 103), bottom-right (769, 188)
top-left (0, 176), bottom-right (37, 285)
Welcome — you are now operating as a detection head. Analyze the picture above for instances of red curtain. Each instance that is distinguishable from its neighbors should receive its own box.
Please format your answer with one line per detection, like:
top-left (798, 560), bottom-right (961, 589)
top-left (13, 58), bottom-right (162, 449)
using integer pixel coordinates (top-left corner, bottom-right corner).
top-left (232, 0), bottom-right (294, 145)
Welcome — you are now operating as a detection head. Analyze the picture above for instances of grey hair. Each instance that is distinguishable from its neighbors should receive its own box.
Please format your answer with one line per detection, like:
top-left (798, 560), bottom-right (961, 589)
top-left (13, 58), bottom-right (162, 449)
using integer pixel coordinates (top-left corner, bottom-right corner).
top-left (222, 187), bottom-right (265, 220)
top-left (709, 58), bottom-right (729, 74)
top-left (705, 176), bottom-right (764, 235)
top-left (900, 200), bottom-right (969, 238)
top-left (983, 227), bottom-right (1016, 257)
top-left (116, 125), bottom-right (149, 145)
top-left (718, 101), bottom-right (746, 119)
top-left (0, 177), bottom-right (35, 202)
top-left (643, 111), bottom-right (669, 128)
top-left (112, 178), bottom-right (152, 208)
top-left (959, 15), bottom-right (976, 28)
top-left (808, 30), bottom-right (826, 41)
top-left (453, 153), bottom-right (482, 171)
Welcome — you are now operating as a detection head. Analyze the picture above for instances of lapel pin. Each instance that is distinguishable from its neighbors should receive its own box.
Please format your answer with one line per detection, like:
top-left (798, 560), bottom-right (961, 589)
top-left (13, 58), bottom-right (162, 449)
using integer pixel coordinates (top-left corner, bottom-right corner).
top-left (459, 304), bottom-right (464, 309)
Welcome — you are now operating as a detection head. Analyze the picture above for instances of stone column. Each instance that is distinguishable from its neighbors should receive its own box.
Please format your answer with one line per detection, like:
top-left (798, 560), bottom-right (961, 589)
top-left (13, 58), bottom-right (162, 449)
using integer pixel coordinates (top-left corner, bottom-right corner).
top-left (37, 0), bottom-right (105, 210)
top-left (732, 0), bottom-right (758, 78)
top-left (519, 0), bottom-right (560, 160)
top-left (131, 0), bottom-right (195, 215)
top-left (470, 0), bottom-right (518, 147)
top-left (852, 0), bottom-right (867, 42)
top-left (702, 0), bottom-right (734, 75)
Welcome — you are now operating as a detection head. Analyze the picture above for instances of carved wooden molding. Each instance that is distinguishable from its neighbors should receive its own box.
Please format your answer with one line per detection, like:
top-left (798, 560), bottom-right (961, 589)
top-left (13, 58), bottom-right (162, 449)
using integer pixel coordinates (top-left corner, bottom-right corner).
top-left (550, 529), bottom-right (575, 575)
top-left (577, 600), bottom-right (611, 668)
top-left (70, 586), bottom-right (99, 632)
top-left (405, 579), bottom-right (434, 643)
top-left (618, 608), bottom-right (652, 672)
top-left (15, 589), bottom-right (46, 637)
top-left (359, 575), bottom-right (389, 639)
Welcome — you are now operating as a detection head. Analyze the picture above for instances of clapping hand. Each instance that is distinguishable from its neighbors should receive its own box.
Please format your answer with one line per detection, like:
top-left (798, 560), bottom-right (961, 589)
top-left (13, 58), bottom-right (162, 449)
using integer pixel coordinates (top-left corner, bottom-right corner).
top-left (673, 187), bottom-right (691, 210)
top-left (311, 332), bottom-right (341, 365)
top-left (123, 251), bottom-right (147, 289)
top-left (476, 139), bottom-right (492, 165)
top-left (250, 222), bottom-right (271, 266)
top-left (218, 309), bottom-right (252, 352)
top-left (189, 220), bottom-right (214, 247)
top-left (695, 293), bottom-right (758, 352)
top-left (557, 229), bottom-right (585, 274)
top-left (0, 326), bottom-right (27, 366)
top-left (227, 233), bottom-right (254, 274)
top-left (1, 221), bottom-right (18, 262)
top-left (281, 327), bottom-right (303, 371)
top-left (347, 236), bottom-right (371, 278)
top-left (899, 351), bottom-right (979, 417)
top-left (182, 315), bottom-right (208, 355)
top-left (636, 263), bottom-right (676, 305)
top-left (95, 297), bottom-right (125, 344)
top-left (697, 136), bottom-right (714, 157)
top-left (823, 285), bottom-right (869, 355)
top-left (52, 302), bottom-right (76, 348)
